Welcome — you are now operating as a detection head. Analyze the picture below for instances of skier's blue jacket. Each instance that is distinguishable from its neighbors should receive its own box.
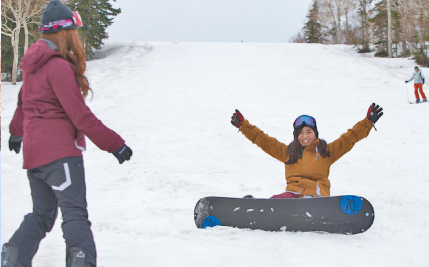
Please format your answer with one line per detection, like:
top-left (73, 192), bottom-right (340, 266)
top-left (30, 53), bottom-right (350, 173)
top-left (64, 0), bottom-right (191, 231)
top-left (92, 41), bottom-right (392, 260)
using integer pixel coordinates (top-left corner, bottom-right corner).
top-left (407, 70), bottom-right (425, 84)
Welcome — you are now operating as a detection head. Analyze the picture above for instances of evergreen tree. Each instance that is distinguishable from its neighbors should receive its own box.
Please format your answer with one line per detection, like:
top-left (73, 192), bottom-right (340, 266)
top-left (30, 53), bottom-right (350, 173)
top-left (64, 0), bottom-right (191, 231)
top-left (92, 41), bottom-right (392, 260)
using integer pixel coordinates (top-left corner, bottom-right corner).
top-left (68, 0), bottom-right (121, 58)
top-left (303, 0), bottom-right (324, 43)
top-left (1, 34), bottom-right (14, 79)
top-left (369, 0), bottom-right (388, 56)
top-left (357, 0), bottom-right (373, 53)
top-left (391, 2), bottom-right (402, 57)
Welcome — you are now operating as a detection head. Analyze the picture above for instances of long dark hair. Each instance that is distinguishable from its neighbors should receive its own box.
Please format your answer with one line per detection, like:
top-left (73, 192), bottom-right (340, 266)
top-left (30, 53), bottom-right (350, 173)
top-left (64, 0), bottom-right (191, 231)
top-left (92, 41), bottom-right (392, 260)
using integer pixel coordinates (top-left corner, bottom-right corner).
top-left (285, 138), bottom-right (330, 165)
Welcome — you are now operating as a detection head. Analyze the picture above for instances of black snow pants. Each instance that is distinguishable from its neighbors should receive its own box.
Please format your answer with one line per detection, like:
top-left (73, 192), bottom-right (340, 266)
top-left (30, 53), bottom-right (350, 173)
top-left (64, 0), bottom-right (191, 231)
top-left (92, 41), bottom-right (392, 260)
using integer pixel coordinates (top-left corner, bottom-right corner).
top-left (8, 157), bottom-right (96, 267)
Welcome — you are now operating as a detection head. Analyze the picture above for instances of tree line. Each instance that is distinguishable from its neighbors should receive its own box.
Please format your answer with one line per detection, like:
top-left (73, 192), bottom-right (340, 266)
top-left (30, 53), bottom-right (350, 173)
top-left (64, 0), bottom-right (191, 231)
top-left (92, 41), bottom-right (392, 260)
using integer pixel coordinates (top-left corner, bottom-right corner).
top-left (1, 0), bottom-right (121, 85)
top-left (292, 0), bottom-right (429, 66)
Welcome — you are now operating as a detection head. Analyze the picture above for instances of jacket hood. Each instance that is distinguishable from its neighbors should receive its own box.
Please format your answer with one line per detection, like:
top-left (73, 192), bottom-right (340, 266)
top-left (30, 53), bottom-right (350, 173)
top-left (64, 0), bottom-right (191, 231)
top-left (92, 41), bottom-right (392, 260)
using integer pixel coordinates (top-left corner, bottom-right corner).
top-left (20, 39), bottom-right (61, 73)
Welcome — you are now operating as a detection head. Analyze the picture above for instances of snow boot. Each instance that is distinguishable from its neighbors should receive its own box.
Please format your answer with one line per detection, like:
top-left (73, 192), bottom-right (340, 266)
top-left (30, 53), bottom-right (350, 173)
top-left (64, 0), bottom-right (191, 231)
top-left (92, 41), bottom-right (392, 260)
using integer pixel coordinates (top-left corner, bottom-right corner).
top-left (243, 195), bottom-right (255, 199)
top-left (1, 243), bottom-right (24, 267)
top-left (66, 247), bottom-right (94, 267)
top-left (416, 99), bottom-right (421, 103)
top-left (423, 99), bottom-right (428, 102)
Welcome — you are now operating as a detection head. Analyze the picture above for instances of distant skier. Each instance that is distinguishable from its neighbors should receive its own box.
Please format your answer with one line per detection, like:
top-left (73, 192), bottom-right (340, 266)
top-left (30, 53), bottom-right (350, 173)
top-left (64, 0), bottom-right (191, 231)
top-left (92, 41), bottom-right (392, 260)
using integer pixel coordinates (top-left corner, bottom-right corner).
top-left (230, 104), bottom-right (383, 199)
top-left (405, 66), bottom-right (426, 103)
top-left (1, 1), bottom-right (132, 267)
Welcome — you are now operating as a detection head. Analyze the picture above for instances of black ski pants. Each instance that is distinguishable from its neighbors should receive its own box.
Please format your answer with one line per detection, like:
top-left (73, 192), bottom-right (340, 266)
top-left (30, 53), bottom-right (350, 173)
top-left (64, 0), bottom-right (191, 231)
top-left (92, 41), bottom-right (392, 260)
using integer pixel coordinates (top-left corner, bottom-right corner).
top-left (8, 157), bottom-right (96, 267)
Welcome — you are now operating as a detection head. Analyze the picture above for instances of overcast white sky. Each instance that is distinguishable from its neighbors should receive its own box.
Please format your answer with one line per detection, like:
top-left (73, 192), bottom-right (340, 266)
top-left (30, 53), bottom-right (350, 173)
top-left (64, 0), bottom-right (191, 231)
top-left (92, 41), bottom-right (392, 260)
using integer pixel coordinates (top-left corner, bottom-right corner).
top-left (107, 0), bottom-right (313, 43)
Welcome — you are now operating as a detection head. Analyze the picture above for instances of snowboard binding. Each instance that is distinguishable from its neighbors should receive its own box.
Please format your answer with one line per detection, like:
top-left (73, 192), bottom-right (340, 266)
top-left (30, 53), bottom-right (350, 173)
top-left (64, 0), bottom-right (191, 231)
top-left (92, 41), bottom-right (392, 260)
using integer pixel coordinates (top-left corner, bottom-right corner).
top-left (1, 243), bottom-right (22, 267)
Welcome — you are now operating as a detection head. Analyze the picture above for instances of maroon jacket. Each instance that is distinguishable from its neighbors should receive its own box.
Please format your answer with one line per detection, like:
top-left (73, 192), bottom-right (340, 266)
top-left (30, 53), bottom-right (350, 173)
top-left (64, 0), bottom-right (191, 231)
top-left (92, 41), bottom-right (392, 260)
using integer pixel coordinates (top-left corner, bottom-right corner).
top-left (10, 39), bottom-right (124, 169)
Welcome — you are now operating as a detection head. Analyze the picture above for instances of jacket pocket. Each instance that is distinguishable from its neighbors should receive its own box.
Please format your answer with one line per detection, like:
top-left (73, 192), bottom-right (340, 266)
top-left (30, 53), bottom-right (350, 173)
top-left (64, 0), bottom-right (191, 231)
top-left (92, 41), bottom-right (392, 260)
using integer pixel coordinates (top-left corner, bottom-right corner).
top-left (286, 178), bottom-right (304, 194)
top-left (43, 160), bottom-right (72, 191)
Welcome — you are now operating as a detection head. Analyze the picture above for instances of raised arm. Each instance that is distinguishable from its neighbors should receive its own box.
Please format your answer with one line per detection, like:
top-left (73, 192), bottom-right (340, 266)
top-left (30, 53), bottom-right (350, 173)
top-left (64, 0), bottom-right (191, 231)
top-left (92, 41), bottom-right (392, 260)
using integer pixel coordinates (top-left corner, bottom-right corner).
top-left (231, 109), bottom-right (288, 162)
top-left (328, 103), bottom-right (383, 164)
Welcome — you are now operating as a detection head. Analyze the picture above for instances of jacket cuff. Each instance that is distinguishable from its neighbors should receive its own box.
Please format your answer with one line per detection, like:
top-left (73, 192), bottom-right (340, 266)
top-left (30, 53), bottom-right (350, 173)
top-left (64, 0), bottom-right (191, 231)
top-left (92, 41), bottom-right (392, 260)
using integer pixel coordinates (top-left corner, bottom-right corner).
top-left (239, 120), bottom-right (250, 132)
top-left (10, 135), bottom-right (23, 142)
top-left (363, 118), bottom-right (373, 126)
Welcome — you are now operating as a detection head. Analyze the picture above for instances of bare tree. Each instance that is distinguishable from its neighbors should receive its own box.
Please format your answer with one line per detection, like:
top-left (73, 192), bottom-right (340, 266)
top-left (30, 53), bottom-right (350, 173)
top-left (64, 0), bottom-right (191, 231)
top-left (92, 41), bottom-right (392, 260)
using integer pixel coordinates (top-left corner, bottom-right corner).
top-left (396, 0), bottom-right (412, 55)
top-left (319, 0), bottom-right (346, 44)
top-left (396, 0), bottom-right (423, 55)
top-left (343, 0), bottom-right (358, 44)
top-left (1, 0), bottom-right (47, 85)
top-left (387, 0), bottom-right (393, 57)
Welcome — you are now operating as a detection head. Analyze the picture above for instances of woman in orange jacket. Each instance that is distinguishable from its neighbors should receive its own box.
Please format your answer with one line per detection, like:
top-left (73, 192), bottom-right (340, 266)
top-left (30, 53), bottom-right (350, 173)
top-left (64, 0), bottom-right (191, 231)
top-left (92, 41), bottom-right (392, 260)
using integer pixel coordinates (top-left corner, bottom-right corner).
top-left (230, 103), bottom-right (383, 198)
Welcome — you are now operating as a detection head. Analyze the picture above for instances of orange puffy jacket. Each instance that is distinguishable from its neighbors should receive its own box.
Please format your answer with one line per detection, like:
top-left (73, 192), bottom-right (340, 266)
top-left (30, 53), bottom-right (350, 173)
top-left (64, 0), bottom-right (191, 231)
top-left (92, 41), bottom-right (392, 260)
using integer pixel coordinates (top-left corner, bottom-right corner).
top-left (240, 118), bottom-right (373, 197)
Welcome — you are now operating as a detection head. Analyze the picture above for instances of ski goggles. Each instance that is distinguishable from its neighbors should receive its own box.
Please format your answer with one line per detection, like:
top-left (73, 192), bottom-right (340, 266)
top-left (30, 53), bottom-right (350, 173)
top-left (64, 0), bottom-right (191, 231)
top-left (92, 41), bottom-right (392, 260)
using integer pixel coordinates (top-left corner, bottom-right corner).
top-left (39, 11), bottom-right (83, 32)
top-left (293, 115), bottom-right (316, 128)
top-left (72, 11), bottom-right (83, 27)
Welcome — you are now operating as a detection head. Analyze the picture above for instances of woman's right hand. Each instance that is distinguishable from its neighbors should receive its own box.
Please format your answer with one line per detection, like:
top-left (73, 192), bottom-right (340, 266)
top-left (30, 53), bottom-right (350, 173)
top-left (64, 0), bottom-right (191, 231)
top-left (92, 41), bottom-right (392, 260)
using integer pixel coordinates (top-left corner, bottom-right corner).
top-left (113, 144), bottom-right (133, 164)
top-left (231, 109), bottom-right (245, 128)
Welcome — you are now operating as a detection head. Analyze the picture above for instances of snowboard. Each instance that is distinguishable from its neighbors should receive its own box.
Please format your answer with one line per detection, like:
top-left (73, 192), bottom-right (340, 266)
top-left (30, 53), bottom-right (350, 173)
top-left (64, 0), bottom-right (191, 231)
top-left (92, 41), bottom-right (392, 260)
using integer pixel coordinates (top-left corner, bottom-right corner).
top-left (194, 195), bottom-right (374, 234)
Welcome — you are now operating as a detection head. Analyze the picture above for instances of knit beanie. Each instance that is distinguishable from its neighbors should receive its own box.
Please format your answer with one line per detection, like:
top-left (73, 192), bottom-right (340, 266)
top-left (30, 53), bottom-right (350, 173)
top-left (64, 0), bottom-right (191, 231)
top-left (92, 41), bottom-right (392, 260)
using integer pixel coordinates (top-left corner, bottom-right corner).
top-left (39, 0), bottom-right (78, 33)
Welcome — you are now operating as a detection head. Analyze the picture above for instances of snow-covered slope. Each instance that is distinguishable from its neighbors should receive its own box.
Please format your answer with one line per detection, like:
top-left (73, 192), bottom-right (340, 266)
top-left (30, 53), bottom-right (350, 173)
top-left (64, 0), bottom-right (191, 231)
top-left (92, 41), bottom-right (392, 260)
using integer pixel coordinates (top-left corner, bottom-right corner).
top-left (1, 42), bottom-right (428, 266)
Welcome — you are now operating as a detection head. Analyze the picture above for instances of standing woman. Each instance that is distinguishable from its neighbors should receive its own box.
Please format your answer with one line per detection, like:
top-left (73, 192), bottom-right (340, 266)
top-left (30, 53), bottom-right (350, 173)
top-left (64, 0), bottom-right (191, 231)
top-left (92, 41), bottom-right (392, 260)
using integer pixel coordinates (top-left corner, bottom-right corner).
top-left (406, 66), bottom-right (427, 103)
top-left (230, 103), bottom-right (383, 199)
top-left (2, 1), bottom-right (132, 267)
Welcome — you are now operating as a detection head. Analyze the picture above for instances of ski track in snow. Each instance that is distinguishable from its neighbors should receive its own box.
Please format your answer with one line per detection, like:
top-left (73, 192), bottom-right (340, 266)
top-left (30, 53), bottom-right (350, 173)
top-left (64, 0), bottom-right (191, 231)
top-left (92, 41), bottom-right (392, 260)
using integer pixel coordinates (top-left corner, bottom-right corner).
top-left (1, 42), bottom-right (428, 266)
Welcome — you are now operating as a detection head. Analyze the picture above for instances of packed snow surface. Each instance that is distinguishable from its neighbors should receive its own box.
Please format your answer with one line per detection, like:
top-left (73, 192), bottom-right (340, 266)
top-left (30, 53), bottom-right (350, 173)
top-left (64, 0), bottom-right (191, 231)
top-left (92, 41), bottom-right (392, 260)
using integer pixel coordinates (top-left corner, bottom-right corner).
top-left (1, 42), bottom-right (428, 266)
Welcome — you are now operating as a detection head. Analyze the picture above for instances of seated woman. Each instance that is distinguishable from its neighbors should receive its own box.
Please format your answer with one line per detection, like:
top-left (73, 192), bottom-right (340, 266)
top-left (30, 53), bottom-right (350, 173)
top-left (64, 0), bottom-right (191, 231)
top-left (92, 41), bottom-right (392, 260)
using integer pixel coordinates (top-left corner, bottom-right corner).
top-left (230, 103), bottom-right (383, 198)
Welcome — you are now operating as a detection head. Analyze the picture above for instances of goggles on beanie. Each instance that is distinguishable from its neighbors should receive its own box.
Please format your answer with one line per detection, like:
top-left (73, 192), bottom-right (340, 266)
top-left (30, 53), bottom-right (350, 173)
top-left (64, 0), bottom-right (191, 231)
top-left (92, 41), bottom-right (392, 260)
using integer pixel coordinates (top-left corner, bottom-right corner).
top-left (39, 11), bottom-right (83, 32)
top-left (293, 115), bottom-right (316, 128)
top-left (73, 11), bottom-right (83, 27)
top-left (293, 115), bottom-right (319, 139)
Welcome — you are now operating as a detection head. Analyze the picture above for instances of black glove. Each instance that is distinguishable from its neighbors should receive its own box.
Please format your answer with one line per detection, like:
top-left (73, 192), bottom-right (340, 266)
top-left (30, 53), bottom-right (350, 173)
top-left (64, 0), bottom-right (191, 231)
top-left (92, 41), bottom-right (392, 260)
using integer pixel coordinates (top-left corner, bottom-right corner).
top-left (9, 135), bottom-right (23, 154)
top-left (366, 103), bottom-right (384, 124)
top-left (231, 109), bottom-right (245, 128)
top-left (405, 80), bottom-right (409, 83)
top-left (113, 144), bottom-right (133, 164)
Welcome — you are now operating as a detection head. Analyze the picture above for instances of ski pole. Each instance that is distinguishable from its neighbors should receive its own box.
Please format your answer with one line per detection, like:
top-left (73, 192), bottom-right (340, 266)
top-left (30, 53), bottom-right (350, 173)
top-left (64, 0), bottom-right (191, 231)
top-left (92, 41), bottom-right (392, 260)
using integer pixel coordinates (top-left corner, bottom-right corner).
top-left (405, 82), bottom-right (411, 104)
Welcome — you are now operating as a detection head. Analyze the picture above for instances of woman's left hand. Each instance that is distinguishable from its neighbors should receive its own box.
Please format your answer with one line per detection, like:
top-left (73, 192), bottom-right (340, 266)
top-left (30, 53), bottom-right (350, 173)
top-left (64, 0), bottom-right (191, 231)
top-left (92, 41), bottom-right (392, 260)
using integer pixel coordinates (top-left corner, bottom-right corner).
top-left (366, 103), bottom-right (383, 124)
top-left (113, 144), bottom-right (133, 164)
